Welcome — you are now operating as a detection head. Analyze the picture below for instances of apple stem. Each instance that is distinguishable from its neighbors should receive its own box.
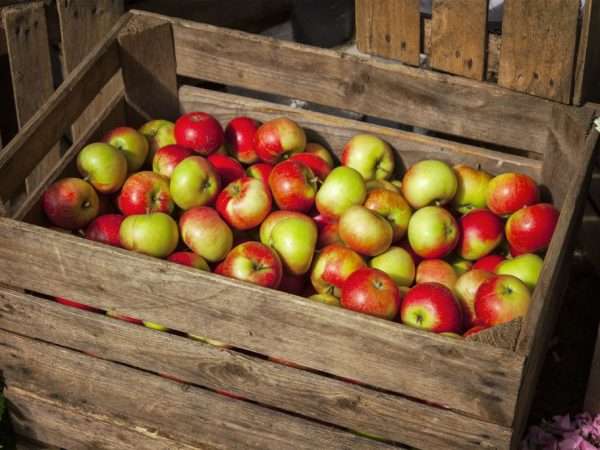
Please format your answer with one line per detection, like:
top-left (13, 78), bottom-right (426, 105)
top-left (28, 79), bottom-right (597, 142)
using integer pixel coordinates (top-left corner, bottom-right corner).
top-left (83, 175), bottom-right (92, 183)
top-left (145, 206), bottom-right (151, 215)
top-left (476, 163), bottom-right (482, 171)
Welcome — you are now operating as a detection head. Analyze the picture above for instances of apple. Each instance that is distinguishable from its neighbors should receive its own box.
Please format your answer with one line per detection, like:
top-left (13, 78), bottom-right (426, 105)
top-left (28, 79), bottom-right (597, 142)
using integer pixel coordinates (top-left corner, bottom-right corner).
top-left (85, 213), bottom-right (124, 247)
top-left (402, 160), bottom-right (457, 209)
top-left (368, 246), bottom-right (415, 287)
top-left (152, 144), bottom-right (195, 179)
top-left (139, 120), bottom-right (175, 164)
top-left (316, 166), bottom-right (366, 218)
top-left (341, 134), bottom-right (394, 181)
top-left (445, 253), bottom-right (473, 277)
top-left (56, 297), bottom-right (101, 312)
top-left (451, 165), bottom-right (492, 214)
top-left (474, 274), bottom-right (531, 327)
top-left (106, 310), bottom-right (144, 325)
top-left (340, 268), bottom-right (401, 320)
top-left (103, 126), bottom-right (149, 172)
top-left (260, 211), bottom-right (314, 245)
top-left (310, 244), bottom-right (367, 296)
top-left (400, 282), bottom-right (463, 333)
top-left (180, 206), bottom-right (233, 262)
top-left (174, 111), bottom-right (224, 156)
top-left (309, 293), bottom-right (341, 307)
top-left (486, 173), bottom-right (540, 216)
top-left (207, 154), bottom-right (246, 186)
top-left (317, 220), bottom-right (342, 249)
top-left (76, 142), bottom-right (128, 194)
top-left (269, 217), bottom-right (318, 276)
top-left (363, 188), bottom-right (412, 242)
top-left (224, 116), bottom-right (261, 164)
top-left (216, 177), bottom-right (272, 230)
top-left (415, 259), bottom-right (457, 291)
top-left (463, 325), bottom-right (488, 337)
top-left (454, 269), bottom-right (494, 329)
top-left (215, 241), bottom-right (282, 288)
top-left (338, 205), bottom-right (393, 256)
top-left (43, 178), bottom-right (100, 230)
top-left (495, 253), bottom-right (543, 290)
top-left (166, 251), bottom-right (210, 271)
top-left (254, 117), bottom-right (306, 163)
top-left (366, 179), bottom-right (400, 193)
top-left (407, 206), bottom-right (459, 258)
top-left (456, 209), bottom-right (504, 260)
top-left (269, 160), bottom-right (317, 212)
top-left (170, 155), bottom-right (221, 210)
top-left (304, 142), bottom-right (334, 168)
top-left (119, 212), bottom-right (179, 258)
top-left (398, 238), bottom-right (424, 266)
top-left (246, 162), bottom-right (274, 186)
top-left (278, 273), bottom-right (307, 295)
top-left (289, 152), bottom-right (331, 181)
top-left (473, 254), bottom-right (506, 271)
top-left (117, 171), bottom-right (174, 216)
top-left (505, 203), bottom-right (559, 255)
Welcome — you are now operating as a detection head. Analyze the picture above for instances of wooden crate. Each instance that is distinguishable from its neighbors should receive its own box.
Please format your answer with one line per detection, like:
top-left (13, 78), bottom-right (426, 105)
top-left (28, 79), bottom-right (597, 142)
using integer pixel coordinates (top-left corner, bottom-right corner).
top-left (355, 0), bottom-right (600, 105)
top-left (0, 10), bottom-right (598, 449)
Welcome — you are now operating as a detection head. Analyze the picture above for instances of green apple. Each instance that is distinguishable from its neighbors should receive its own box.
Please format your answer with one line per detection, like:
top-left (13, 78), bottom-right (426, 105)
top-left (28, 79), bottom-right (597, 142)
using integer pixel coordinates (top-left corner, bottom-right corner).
top-left (315, 166), bottom-right (366, 218)
top-left (368, 246), bottom-right (415, 286)
top-left (103, 126), bottom-right (149, 172)
top-left (341, 134), bottom-right (395, 180)
top-left (170, 156), bottom-right (221, 210)
top-left (308, 293), bottom-right (341, 307)
top-left (76, 142), bottom-right (128, 194)
top-left (119, 212), bottom-right (179, 258)
top-left (269, 218), bottom-right (317, 276)
top-left (407, 206), bottom-right (459, 258)
top-left (451, 165), bottom-right (492, 214)
top-left (402, 160), bottom-right (457, 208)
top-left (179, 206), bottom-right (233, 263)
top-left (495, 253), bottom-right (543, 290)
top-left (445, 253), bottom-right (474, 277)
top-left (139, 119), bottom-right (176, 165)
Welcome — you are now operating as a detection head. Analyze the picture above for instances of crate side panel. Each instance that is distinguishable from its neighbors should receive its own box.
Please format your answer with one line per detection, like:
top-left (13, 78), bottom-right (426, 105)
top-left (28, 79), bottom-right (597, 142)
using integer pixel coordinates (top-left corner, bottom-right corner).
top-left (574, 0), bottom-right (600, 105)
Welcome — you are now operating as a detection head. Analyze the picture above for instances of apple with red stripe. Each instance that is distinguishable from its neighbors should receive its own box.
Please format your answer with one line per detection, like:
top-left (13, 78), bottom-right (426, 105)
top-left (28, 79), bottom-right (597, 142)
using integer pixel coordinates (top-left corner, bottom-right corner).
top-left (474, 274), bottom-right (531, 327)
top-left (341, 134), bottom-right (395, 181)
top-left (316, 166), bottom-right (366, 219)
top-left (224, 116), bottom-right (261, 164)
top-left (152, 144), bottom-right (195, 179)
top-left (289, 152), bottom-right (331, 181)
top-left (174, 111), bottom-right (224, 156)
top-left (166, 251), bottom-right (210, 271)
top-left (169, 156), bottom-right (221, 210)
top-left (117, 171), bottom-right (174, 216)
top-left (207, 154), bottom-right (245, 186)
top-left (85, 213), bottom-right (124, 247)
top-left (400, 282), bottom-right (463, 333)
top-left (268, 160), bottom-right (317, 213)
top-left (180, 206), bottom-right (233, 263)
top-left (310, 244), bottom-right (367, 297)
top-left (473, 254), bottom-right (506, 271)
top-left (317, 220), bottom-right (341, 249)
top-left (103, 126), bottom-right (149, 173)
top-left (339, 205), bottom-right (393, 257)
top-left (215, 242), bottom-right (282, 289)
top-left (77, 142), bottom-right (128, 194)
top-left (217, 177), bottom-right (272, 230)
top-left (486, 173), bottom-right (540, 216)
top-left (456, 209), bottom-right (504, 260)
top-left (454, 269), bottom-right (494, 329)
top-left (407, 206), bottom-right (459, 259)
top-left (506, 203), bottom-right (559, 255)
top-left (364, 188), bottom-right (412, 243)
top-left (254, 117), bottom-right (306, 164)
top-left (246, 162), bottom-right (274, 186)
top-left (415, 259), bottom-right (457, 291)
top-left (341, 268), bottom-right (401, 320)
top-left (43, 178), bottom-right (100, 230)
top-left (304, 142), bottom-right (334, 168)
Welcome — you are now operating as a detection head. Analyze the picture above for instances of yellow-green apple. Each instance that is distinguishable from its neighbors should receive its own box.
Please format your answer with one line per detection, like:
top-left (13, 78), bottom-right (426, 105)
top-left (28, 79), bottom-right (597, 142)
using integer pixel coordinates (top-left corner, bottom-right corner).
top-left (260, 211), bottom-right (314, 245)
top-left (445, 253), bottom-right (473, 277)
top-left (486, 173), bottom-right (540, 216)
top-left (304, 142), bottom-right (334, 168)
top-left (269, 217), bottom-right (318, 276)
top-left (407, 206), bottom-right (459, 258)
top-left (402, 160), bottom-right (457, 208)
top-left (174, 111), bottom-right (224, 156)
top-left (42, 178), bottom-right (99, 229)
top-left (76, 142), bottom-right (127, 194)
top-left (341, 134), bottom-right (395, 181)
top-left (215, 241), bottom-right (282, 288)
top-left (85, 213), bottom-right (124, 247)
top-left (400, 282), bottom-right (463, 333)
top-left (179, 206), bottom-right (233, 262)
top-left (495, 253), bottom-right (543, 290)
top-left (310, 244), bottom-right (366, 296)
top-left (506, 203), bottom-right (559, 255)
top-left (474, 274), bottom-right (531, 326)
top-left (103, 126), bottom-right (149, 172)
top-left (317, 220), bottom-right (342, 249)
top-left (473, 254), bottom-right (506, 271)
top-left (463, 324), bottom-right (488, 337)
top-left (451, 165), bottom-right (492, 214)
top-left (364, 188), bottom-right (412, 242)
top-left (339, 205), bottom-right (393, 256)
top-left (340, 267), bottom-right (401, 320)
top-left (269, 160), bottom-right (317, 212)
top-left (456, 209), bottom-right (504, 260)
top-left (454, 269), bottom-right (494, 329)
top-left (391, 179), bottom-right (403, 190)
top-left (224, 116), bottom-right (261, 164)
top-left (166, 251), bottom-right (210, 271)
top-left (119, 212), bottom-right (179, 258)
top-left (56, 297), bottom-right (101, 312)
top-left (254, 117), bottom-right (306, 163)
top-left (366, 179), bottom-right (400, 193)
top-left (278, 273), bottom-right (307, 295)
top-left (216, 177), bottom-right (272, 230)
top-left (117, 171), bottom-right (174, 216)
top-left (416, 259), bottom-right (457, 291)
top-left (152, 144), bottom-right (195, 179)
top-left (139, 119), bottom-right (175, 165)
top-left (170, 156), bottom-right (221, 210)
top-left (309, 293), bottom-right (341, 306)
top-left (368, 246), bottom-right (415, 287)
top-left (316, 166), bottom-right (366, 218)
top-left (289, 152), bottom-right (331, 181)
top-left (207, 154), bottom-right (245, 186)
top-left (246, 162), bottom-right (274, 186)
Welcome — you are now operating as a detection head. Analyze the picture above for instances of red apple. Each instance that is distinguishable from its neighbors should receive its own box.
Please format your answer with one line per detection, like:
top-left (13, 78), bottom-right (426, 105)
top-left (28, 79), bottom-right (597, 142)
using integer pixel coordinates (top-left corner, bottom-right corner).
top-left (463, 325), bottom-right (488, 337)
top-left (364, 188), bottom-right (412, 242)
top-left (152, 144), bottom-right (195, 179)
top-left (207, 154), bottom-right (245, 186)
top-left (505, 203), bottom-right (559, 254)
top-left (486, 173), bottom-right (540, 216)
top-left (215, 241), bottom-right (282, 288)
top-left (407, 206), bottom-right (459, 258)
top-left (224, 116), bottom-right (261, 164)
top-left (254, 117), bottom-right (306, 163)
top-left (338, 205), bottom-right (393, 256)
top-left (415, 259), bottom-right (457, 291)
top-left (179, 206), bottom-right (233, 262)
top-left (317, 220), bottom-right (342, 249)
top-left (454, 269), bottom-right (494, 329)
top-left (166, 251), bottom-right (210, 271)
top-left (402, 160), bottom-right (457, 208)
top-left (400, 283), bottom-right (463, 333)
top-left (174, 111), bottom-right (224, 156)
top-left (246, 162), bottom-right (274, 186)
top-left (304, 142), bottom-right (334, 168)
top-left (340, 268), bottom-right (401, 320)
top-left (169, 155), bottom-right (221, 210)
top-left (216, 177), bottom-right (272, 230)
top-left (278, 273), bottom-right (307, 295)
top-left (84, 213), bottom-right (124, 247)
top-left (43, 178), bottom-right (99, 230)
top-left (56, 297), bottom-right (101, 312)
top-left (473, 254), bottom-right (506, 271)
top-left (310, 244), bottom-right (367, 296)
top-left (289, 152), bottom-right (332, 181)
top-left (341, 134), bottom-right (395, 181)
top-left (119, 212), bottom-right (179, 258)
top-left (268, 160), bottom-right (317, 212)
top-left (456, 209), bottom-right (504, 260)
top-left (117, 171), bottom-right (174, 216)
top-left (475, 274), bottom-right (531, 327)
top-left (76, 142), bottom-right (128, 194)
top-left (103, 126), bottom-right (149, 172)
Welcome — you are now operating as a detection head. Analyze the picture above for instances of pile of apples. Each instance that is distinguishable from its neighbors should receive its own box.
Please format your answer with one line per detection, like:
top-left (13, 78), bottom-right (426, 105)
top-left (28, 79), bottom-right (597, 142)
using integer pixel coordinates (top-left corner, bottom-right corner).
top-left (42, 111), bottom-right (559, 338)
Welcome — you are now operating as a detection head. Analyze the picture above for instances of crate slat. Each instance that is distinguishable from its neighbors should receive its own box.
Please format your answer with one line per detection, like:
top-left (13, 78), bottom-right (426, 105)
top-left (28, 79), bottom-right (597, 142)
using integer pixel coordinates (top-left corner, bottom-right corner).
top-left (355, 0), bottom-right (420, 66)
top-left (498, 0), bottom-right (580, 104)
top-left (573, 0), bottom-right (600, 105)
top-left (429, 0), bottom-right (487, 81)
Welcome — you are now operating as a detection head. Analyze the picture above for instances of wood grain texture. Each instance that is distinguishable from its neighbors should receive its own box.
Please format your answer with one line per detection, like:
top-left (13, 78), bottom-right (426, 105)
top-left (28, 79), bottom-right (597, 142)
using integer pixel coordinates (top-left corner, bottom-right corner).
top-left (584, 322), bottom-right (600, 414)
top-left (0, 330), bottom-right (387, 449)
top-left (465, 317), bottom-right (522, 351)
top-left (498, 0), bottom-right (580, 104)
top-left (0, 289), bottom-right (514, 449)
top-left (429, 0), bottom-right (487, 80)
top-left (355, 0), bottom-right (420, 66)
top-left (574, 0), bottom-right (600, 105)
top-left (179, 85), bottom-right (542, 179)
top-left (161, 12), bottom-right (554, 155)
top-left (0, 218), bottom-right (525, 426)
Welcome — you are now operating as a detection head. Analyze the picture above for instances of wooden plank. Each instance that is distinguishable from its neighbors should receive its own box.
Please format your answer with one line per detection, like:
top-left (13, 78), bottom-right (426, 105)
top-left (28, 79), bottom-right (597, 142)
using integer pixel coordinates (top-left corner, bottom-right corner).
top-left (179, 85), bottom-right (543, 180)
top-left (465, 317), bottom-right (522, 351)
top-left (15, 436), bottom-right (61, 450)
top-left (584, 322), bottom-right (600, 414)
top-left (0, 289), bottom-right (514, 449)
top-left (0, 13), bottom-right (129, 202)
top-left (355, 0), bottom-right (420, 66)
top-left (429, 0), bottom-right (487, 81)
top-left (574, 0), bottom-right (600, 105)
top-left (0, 330), bottom-right (388, 449)
top-left (117, 13), bottom-right (179, 126)
top-left (57, 0), bottom-right (124, 140)
top-left (0, 218), bottom-right (525, 425)
top-left (160, 12), bottom-right (553, 155)
top-left (2, 3), bottom-right (62, 196)
top-left (498, 0), bottom-right (580, 104)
